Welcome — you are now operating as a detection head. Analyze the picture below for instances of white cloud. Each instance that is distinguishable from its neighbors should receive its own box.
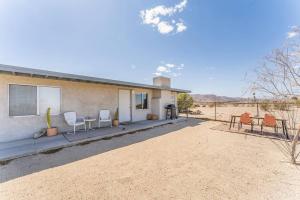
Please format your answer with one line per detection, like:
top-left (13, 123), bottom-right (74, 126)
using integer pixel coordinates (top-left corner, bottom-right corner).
top-left (175, 0), bottom-right (188, 11)
top-left (157, 65), bottom-right (169, 72)
top-left (177, 64), bottom-right (184, 70)
top-left (176, 22), bottom-right (187, 32)
top-left (154, 63), bottom-right (184, 78)
top-left (140, 0), bottom-right (188, 35)
top-left (172, 72), bottom-right (182, 77)
top-left (153, 72), bottom-right (162, 76)
top-left (157, 21), bottom-right (174, 34)
top-left (166, 63), bottom-right (175, 68)
top-left (287, 26), bottom-right (300, 39)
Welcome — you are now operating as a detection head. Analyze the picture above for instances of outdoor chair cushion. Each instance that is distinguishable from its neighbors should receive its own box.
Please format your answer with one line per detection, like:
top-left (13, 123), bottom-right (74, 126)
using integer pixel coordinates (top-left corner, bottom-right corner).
top-left (262, 114), bottom-right (277, 127)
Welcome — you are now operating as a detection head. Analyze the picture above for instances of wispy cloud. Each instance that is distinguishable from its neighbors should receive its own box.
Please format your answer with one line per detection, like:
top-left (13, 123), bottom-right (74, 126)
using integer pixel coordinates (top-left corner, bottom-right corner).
top-left (287, 25), bottom-right (300, 39)
top-left (140, 0), bottom-right (188, 35)
top-left (153, 63), bottom-right (184, 77)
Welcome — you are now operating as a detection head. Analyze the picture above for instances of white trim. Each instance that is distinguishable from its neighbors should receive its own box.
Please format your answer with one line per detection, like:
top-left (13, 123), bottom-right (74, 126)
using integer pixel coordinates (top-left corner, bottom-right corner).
top-left (37, 86), bottom-right (40, 115)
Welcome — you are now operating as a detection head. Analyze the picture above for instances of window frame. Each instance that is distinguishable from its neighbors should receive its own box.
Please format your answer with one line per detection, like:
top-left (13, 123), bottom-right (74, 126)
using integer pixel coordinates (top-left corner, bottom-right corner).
top-left (8, 83), bottom-right (62, 117)
top-left (135, 92), bottom-right (149, 110)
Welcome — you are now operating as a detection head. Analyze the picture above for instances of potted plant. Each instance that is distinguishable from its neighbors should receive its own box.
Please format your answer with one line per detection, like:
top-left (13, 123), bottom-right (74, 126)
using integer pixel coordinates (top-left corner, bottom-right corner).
top-left (113, 108), bottom-right (119, 127)
top-left (46, 107), bottom-right (58, 136)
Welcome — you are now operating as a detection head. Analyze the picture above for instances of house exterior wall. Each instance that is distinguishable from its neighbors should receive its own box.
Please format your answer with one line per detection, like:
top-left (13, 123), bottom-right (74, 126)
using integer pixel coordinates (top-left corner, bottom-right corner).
top-left (150, 90), bottom-right (178, 120)
top-left (131, 88), bottom-right (153, 122)
top-left (0, 74), bottom-right (154, 142)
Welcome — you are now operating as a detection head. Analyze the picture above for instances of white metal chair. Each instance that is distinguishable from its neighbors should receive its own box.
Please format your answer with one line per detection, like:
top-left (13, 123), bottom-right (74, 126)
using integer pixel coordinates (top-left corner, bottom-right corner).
top-left (99, 110), bottom-right (112, 128)
top-left (64, 112), bottom-right (86, 134)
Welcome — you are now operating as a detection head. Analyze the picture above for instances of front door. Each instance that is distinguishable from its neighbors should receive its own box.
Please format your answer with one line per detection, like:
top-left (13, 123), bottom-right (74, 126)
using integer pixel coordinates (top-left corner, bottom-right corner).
top-left (118, 89), bottom-right (131, 122)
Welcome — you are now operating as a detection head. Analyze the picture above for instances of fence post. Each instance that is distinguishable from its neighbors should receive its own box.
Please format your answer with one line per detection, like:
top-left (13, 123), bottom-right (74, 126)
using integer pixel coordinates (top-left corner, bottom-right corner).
top-left (214, 102), bottom-right (217, 121)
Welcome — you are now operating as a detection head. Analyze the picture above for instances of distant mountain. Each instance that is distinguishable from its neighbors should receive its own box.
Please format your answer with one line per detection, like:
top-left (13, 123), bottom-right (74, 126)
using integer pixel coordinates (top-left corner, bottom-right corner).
top-left (191, 94), bottom-right (249, 103)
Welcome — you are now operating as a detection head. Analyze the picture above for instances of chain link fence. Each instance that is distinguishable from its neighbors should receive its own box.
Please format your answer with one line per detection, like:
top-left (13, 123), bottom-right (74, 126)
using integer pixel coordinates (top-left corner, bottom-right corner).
top-left (180, 101), bottom-right (300, 125)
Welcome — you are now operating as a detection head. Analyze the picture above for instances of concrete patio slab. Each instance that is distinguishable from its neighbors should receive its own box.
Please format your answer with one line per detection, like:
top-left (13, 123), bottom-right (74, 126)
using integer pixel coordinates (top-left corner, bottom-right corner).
top-left (0, 118), bottom-right (187, 163)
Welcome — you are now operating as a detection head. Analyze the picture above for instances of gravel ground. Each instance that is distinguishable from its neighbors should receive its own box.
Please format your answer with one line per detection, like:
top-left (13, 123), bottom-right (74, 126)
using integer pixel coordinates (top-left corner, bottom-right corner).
top-left (0, 119), bottom-right (300, 200)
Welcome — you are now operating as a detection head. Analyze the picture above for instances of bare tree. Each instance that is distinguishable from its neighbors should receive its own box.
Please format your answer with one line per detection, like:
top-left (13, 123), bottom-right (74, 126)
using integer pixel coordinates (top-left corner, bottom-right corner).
top-left (252, 37), bottom-right (300, 164)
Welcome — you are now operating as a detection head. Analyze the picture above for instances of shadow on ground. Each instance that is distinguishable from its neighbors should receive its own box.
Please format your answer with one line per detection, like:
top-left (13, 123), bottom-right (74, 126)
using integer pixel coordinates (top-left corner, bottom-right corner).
top-left (0, 118), bottom-right (202, 183)
top-left (211, 122), bottom-right (300, 166)
top-left (210, 122), bottom-right (294, 141)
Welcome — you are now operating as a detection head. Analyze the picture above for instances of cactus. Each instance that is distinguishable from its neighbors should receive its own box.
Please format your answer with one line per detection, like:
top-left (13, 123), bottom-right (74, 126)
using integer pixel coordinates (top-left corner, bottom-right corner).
top-left (114, 108), bottom-right (119, 120)
top-left (46, 107), bottom-right (51, 129)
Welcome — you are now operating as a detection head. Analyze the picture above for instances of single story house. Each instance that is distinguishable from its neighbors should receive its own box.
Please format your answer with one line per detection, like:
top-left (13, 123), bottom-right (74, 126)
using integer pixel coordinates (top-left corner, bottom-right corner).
top-left (0, 64), bottom-right (190, 142)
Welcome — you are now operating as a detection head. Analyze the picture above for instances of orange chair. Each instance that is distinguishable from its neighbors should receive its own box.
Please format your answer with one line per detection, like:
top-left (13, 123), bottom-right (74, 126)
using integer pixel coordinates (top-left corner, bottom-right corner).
top-left (261, 114), bottom-right (278, 133)
top-left (238, 112), bottom-right (254, 132)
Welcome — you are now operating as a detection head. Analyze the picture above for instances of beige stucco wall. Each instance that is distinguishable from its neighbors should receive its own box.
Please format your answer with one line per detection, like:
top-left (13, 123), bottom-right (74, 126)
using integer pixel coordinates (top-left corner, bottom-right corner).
top-left (0, 74), bottom-right (154, 142)
top-left (151, 90), bottom-right (178, 120)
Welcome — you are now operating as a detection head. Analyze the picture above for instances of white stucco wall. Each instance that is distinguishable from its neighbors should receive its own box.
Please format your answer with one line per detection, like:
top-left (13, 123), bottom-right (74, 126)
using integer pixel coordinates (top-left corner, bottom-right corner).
top-left (131, 88), bottom-right (152, 122)
top-left (0, 74), bottom-right (156, 142)
top-left (151, 90), bottom-right (178, 120)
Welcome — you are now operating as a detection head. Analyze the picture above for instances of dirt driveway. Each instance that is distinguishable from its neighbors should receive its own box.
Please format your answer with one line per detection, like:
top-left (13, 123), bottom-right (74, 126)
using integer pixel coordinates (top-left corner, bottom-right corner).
top-left (1, 119), bottom-right (300, 200)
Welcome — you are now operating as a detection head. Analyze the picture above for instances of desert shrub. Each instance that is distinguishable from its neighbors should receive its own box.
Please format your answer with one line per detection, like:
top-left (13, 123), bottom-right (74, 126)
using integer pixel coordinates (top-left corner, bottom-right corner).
top-left (208, 103), bottom-right (215, 108)
top-left (273, 102), bottom-right (290, 111)
top-left (260, 101), bottom-right (271, 111)
top-left (217, 102), bottom-right (224, 107)
top-left (193, 103), bottom-right (200, 108)
top-left (177, 93), bottom-right (194, 113)
top-left (295, 99), bottom-right (300, 108)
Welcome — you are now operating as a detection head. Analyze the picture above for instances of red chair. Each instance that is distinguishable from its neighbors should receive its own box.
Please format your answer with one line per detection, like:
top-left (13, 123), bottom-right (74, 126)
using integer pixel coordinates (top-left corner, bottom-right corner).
top-left (261, 114), bottom-right (278, 133)
top-left (238, 112), bottom-right (254, 132)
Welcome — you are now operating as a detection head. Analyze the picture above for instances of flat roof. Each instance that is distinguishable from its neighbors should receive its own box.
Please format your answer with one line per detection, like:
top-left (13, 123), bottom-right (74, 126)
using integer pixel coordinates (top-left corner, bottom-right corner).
top-left (0, 64), bottom-right (190, 93)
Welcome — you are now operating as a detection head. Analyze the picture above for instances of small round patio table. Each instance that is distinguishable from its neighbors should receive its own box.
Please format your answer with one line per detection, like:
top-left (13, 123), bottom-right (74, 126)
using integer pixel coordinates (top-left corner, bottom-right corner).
top-left (84, 118), bottom-right (96, 131)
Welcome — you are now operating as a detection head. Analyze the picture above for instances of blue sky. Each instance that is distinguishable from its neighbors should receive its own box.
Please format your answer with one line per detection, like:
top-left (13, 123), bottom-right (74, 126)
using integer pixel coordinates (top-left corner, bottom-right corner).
top-left (0, 0), bottom-right (299, 97)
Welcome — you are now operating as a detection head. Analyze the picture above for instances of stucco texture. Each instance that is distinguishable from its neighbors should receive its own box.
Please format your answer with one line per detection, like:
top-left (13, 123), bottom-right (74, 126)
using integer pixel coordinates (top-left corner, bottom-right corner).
top-left (0, 74), bottom-right (178, 142)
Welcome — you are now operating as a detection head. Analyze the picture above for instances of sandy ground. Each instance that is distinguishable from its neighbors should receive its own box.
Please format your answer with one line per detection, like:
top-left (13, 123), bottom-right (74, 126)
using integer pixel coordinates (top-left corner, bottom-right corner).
top-left (191, 105), bottom-right (300, 126)
top-left (1, 119), bottom-right (300, 200)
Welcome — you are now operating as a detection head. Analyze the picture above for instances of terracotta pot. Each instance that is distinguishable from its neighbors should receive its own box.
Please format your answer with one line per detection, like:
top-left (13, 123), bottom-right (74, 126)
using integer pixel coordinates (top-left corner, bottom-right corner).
top-left (152, 114), bottom-right (159, 120)
top-left (113, 120), bottom-right (119, 127)
top-left (47, 127), bottom-right (58, 137)
top-left (147, 114), bottom-right (153, 120)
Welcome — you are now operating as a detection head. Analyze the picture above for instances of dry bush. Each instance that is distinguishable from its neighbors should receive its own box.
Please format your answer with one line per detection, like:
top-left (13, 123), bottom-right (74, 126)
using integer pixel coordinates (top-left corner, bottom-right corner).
top-left (260, 101), bottom-right (272, 111)
top-left (208, 103), bottom-right (215, 108)
top-left (252, 38), bottom-right (300, 164)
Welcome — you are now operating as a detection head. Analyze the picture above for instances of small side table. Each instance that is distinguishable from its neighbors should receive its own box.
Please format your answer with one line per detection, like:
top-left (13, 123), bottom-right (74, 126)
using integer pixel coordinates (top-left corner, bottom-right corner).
top-left (84, 118), bottom-right (96, 131)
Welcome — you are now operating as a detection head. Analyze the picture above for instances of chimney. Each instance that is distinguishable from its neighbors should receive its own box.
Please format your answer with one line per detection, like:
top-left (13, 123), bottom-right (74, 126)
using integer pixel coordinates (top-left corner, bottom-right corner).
top-left (153, 76), bottom-right (171, 88)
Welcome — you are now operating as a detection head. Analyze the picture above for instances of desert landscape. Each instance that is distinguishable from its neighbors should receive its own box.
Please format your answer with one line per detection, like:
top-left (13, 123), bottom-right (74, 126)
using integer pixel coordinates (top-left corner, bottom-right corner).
top-left (1, 119), bottom-right (300, 200)
top-left (189, 102), bottom-right (300, 128)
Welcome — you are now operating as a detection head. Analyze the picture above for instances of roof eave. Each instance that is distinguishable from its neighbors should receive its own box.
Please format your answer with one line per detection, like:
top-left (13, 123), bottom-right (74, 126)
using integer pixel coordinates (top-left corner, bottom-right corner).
top-left (0, 64), bottom-right (190, 92)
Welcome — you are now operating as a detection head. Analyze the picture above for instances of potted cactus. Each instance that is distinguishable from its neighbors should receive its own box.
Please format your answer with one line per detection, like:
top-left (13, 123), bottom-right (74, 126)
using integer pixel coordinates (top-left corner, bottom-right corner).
top-left (113, 108), bottom-right (119, 127)
top-left (46, 107), bottom-right (58, 136)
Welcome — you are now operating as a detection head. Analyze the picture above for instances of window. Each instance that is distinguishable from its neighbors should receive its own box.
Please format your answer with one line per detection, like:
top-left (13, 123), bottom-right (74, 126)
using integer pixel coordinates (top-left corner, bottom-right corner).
top-left (9, 85), bottom-right (37, 116)
top-left (9, 84), bottom-right (61, 117)
top-left (142, 93), bottom-right (148, 109)
top-left (38, 87), bottom-right (61, 115)
top-left (135, 93), bottom-right (148, 109)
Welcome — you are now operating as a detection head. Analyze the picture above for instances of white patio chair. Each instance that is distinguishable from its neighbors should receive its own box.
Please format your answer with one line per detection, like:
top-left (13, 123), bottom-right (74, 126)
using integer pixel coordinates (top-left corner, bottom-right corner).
top-left (64, 112), bottom-right (86, 134)
top-left (99, 110), bottom-right (112, 128)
